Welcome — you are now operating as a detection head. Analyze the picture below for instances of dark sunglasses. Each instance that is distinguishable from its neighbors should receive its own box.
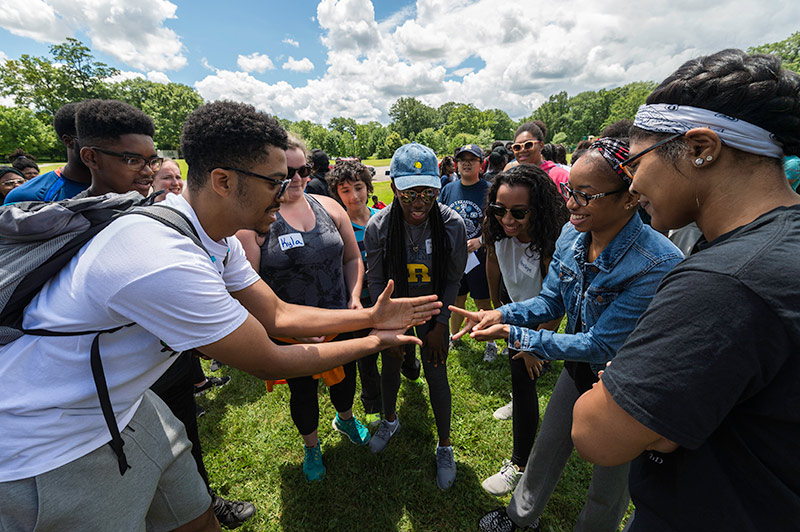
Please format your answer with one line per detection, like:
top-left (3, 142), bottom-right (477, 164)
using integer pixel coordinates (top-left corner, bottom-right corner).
top-left (89, 146), bottom-right (163, 172)
top-left (489, 203), bottom-right (530, 220)
top-left (398, 188), bottom-right (437, 204)
top-left (618, 133), bottom-right (683, 180)
top-left (559, 182), bottom-right (627, 207)
top-left (287, 164), bottom-right (312, 179)
top-left (219, 166), bottom-right (290, 198)
top-left (511, 140), bottom-right (540, 152)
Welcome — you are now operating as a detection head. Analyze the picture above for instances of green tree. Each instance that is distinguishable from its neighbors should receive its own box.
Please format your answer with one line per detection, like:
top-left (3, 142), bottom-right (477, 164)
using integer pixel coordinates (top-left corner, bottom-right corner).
top-left (289, 120), bottom-right (328, 151)
top-left (528, 91), bottom-right (570, 142)
top-left (384, 131), bottom-right (404, 157)
top-left (482, 108), bottom-right (515, 140)
top-left (415, 127), bottom-right (447, 154)
top-left (329, 117), bottom-right (358, 155)
top-left (749, 31), bottom-right (800, 72)
top-left (602, 81), bottom-right (657, 129)
top-left (389, 97), bottom-right (439, 140)
top-left (442, 103), bottom-right (484, 137)
top-left (323, 130), bottom-right (342, 157)
top-left (0, 106), bottom-right (60, 156)
top-left (110, 79), bottom-right (203, 151)
top-left (0, 38), bottom-right (117, 117)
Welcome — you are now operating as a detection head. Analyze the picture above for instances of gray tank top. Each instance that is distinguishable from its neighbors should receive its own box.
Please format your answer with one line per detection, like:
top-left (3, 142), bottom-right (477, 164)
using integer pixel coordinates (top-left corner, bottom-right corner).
top-left (259, 194), bottom-right (347, 309)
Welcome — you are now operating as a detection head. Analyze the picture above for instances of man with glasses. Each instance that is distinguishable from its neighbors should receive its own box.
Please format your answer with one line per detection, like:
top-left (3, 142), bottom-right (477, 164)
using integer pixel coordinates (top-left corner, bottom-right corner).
top-left (4, 102), bottom-right (93, 204)
top-left (0, 101), bottom-right (440, 531)
top-left (440, 144), bottom-right (499, 361)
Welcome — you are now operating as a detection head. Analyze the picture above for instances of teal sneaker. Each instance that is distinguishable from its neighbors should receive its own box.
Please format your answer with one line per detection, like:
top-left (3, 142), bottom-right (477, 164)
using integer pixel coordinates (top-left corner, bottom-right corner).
top-left (302, 443), bottom-right (325, 482)
top-left (332, 414), bottom-right (371, 445)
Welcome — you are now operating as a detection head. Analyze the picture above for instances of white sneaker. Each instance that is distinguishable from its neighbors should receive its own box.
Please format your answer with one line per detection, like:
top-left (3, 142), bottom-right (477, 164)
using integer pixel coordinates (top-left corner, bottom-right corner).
top-left (493, 399), bottom-right (513, 420)
top-left (482, 459), bottom-right (522, 496)
top-left (483, 342), bottom-right (497, 362)
top-left (369, 417), bottom-right (400, 453)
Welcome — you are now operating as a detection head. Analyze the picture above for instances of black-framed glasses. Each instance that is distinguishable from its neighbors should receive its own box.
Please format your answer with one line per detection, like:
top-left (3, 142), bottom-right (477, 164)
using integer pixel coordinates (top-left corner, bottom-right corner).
top-left (559, 182), bottom-right (627, 207)
top-left (488, 203), bottom-right (531, 220)
top-left (89, 146), bottom-right (163, 172)
top-left (287, 163), bottom-right (312, 179)
top-left (219, 166), bottom-right (290, 198)
top-left (397, 188), bottom-right (438, 204)
top-left (511, 140), bottom-right (540, 152)
top-left (618, 133), bottom-right (683, 180)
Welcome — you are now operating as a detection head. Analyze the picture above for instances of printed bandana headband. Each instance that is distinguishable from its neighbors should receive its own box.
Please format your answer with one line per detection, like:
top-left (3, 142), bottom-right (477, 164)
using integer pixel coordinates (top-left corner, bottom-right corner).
top-left (590, 138), bottom-right (631, 183)
top-left (633, 104), bottom-right (784, 159)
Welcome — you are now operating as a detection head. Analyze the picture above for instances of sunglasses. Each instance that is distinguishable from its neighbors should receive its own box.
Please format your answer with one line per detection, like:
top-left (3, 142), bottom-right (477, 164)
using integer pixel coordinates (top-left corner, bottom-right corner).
top-left (219, 166), bottom-right (290, 198)
top-left (398, 188), bottom-right (437, 204)
top-left (511, 140), bottom-right (540, 153)
top-left (489, 203), bottom-right (530, 220)
top-left (618, 133), bottom-right (683, 180)
top-left (559, 182), bottom-right (627, 207)
top-left (90, 146), bottom-right (163, 172)
top-left (288, 164), bottom-right (312, 179)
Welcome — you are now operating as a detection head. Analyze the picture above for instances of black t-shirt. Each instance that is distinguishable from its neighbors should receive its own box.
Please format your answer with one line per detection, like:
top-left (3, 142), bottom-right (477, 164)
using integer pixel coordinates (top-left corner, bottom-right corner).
top-left (305, 173), bottom-right (331, 197)
top-left (603, 205), bottom-right (800, 531)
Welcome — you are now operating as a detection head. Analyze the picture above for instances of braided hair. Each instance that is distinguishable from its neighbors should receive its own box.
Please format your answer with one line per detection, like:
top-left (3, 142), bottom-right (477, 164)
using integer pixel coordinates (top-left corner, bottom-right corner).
top-left (383, 197), bottom-right (450, 299)
top-left (482, 164), bottom-right (568, 277)
top-left (632, 49), bottom-right (800, 159)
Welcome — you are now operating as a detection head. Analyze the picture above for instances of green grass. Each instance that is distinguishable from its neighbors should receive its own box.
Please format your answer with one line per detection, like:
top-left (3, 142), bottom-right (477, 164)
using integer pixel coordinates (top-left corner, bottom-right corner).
top-left (198, 305), bottom-right (632, 532)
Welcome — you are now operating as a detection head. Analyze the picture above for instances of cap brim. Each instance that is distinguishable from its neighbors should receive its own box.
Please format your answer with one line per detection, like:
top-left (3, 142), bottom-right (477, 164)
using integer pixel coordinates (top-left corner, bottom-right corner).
top-left (392, 174), bottom-right (441, 190)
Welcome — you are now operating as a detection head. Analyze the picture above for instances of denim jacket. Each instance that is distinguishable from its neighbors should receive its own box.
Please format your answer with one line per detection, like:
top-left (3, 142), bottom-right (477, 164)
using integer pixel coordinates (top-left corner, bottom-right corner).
top-left (500, 214), bottom-right (683, 375)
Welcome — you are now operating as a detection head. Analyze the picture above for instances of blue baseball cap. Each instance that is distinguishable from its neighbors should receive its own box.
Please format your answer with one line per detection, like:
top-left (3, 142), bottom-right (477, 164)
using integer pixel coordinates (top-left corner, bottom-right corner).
top-left (455, 144), bottom-right (483, 159)
top-left (390, 143), bottom-right (441, 190)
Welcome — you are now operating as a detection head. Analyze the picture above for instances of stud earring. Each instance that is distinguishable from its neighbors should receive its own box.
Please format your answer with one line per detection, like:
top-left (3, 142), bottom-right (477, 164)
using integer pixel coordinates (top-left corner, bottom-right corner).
top-left (705, 155), bottom-right (713, 161)
top-left (695, 158), bottom-right (705, 166)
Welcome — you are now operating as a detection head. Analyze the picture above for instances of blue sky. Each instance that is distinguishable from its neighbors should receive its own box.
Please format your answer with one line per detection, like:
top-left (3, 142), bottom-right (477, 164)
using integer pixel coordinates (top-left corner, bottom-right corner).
top-left (1, 0), bottom-right (798, 124)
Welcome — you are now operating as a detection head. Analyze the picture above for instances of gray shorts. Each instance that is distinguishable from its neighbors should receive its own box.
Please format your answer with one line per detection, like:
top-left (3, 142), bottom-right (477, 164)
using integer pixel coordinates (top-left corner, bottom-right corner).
top-left (0, 390), bottom-right (211, 532)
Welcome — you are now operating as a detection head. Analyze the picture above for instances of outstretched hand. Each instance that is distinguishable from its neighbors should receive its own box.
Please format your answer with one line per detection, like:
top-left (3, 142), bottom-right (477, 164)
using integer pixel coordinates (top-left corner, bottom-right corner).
top-left (371, 279), bottom-right (441, 330)
top-left (448, 306), bottom-right (503, 341)
top-left (369, 327), bottom-right (423, 351)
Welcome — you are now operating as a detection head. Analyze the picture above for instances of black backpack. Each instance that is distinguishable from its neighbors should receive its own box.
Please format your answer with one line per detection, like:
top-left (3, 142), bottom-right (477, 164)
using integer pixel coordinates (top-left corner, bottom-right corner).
top-left (0, 191), bottom-right (211, 475)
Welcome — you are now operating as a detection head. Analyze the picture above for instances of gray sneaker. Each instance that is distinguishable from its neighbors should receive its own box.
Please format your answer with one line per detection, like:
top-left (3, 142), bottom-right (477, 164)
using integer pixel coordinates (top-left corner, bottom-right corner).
top-left (483, 342), bottom-right (498, 362)
top-left (493, 399), bottom-right (513, 420)
top-left (369, 418), bottom-right (400, 454)
top-left (482, 459), bottom-right (522, 496)
top-left (436, 446), bottom-right (456, 490)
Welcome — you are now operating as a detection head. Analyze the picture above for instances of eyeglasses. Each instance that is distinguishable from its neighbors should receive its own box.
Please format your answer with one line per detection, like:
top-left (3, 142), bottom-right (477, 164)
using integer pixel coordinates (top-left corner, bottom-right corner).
top-left (89, 146), bottom-right (163, 172)
top-left (288, 164), bottom-right (312, 179)
top-left (219, 166), bottom-right (290, 198)
top-left (1, 177), bottom-right (25, 187)
top-left (488, 203), bottom-right (530, 220)
top-left (618, 133), bottom-right (683, 180)
top-left (397, 188), bottom-right (438, 204)
top-left (559, 182), bottom-right (627, 207)
top-left (511, 140), bottom-right (540, 153)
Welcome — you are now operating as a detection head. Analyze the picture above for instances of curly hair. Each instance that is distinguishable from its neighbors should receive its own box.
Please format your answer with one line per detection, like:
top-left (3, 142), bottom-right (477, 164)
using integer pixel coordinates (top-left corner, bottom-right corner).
top-left (482, 164), bottom-right (568, 277)
top-left (631, 49), bottom-right (800, 160)
top-left (75, 99), bottom-right (155, 147)
top-left (53, 102), bottom-right (80, 138)
top-left (326, 159), bottom-right (373, 202)
top-left (439, 155), bottom-right (455, 177)
top-left (181, 101), bottom-right (288, 191)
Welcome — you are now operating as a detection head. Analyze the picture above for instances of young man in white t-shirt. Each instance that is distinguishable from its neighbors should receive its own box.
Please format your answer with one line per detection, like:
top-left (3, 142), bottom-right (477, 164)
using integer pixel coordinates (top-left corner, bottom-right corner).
top-left (0, 101), bottom-right (440, 531)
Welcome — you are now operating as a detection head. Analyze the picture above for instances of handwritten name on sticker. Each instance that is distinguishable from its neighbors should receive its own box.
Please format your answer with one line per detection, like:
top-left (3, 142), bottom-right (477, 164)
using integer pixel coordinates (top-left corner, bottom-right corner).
top-left (279, 233), bottom-right (305, 251)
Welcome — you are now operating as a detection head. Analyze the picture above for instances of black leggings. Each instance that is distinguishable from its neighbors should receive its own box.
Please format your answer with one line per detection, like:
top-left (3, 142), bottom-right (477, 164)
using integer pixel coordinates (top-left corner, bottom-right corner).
top-left (509, 348), bottom-right (541, 468)
top-left (286, 360), bottom-right (357, 436)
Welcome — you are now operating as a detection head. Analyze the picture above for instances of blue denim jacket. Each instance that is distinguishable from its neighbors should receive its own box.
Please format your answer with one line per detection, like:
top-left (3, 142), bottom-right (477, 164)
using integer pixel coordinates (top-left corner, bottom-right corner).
top-left (500, 214), bottom-right (683, 375)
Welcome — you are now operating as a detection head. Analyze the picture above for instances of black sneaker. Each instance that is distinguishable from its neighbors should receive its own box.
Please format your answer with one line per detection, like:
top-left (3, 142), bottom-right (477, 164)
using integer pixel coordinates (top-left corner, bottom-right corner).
top-left (211, 492), bottom-right (256, 529)
top-left (479, 509), bottom-right (539, 532)
top-left (194, 376), bottom-right (231, 395)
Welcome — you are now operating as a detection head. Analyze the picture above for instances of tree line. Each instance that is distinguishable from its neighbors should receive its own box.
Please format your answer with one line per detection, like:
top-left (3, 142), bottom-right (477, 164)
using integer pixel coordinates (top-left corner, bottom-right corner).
top-left (2, 33), bottom-right (798, 160)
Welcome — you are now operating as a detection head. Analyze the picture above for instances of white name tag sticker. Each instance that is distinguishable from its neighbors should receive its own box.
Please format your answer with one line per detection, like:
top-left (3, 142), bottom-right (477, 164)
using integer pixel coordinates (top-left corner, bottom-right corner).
top-left (278, 233), bottom-right (305, 251)
top-left (425, 239), bottom-right (432, 255)
top-left (518, 255), bottom-right (540, 279)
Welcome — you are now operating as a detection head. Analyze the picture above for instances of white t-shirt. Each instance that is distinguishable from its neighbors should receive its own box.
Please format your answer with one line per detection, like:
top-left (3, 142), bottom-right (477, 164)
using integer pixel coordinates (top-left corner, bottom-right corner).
top-left (0, 193), bottom-right (260, 481)
top-left (494, 237), bottom-right (544, 303)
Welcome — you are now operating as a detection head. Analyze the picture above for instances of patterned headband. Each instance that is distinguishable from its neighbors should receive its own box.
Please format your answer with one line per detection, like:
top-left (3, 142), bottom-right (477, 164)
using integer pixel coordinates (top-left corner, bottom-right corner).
top-left (590, 137), bottom-right (631, 183)
top-left (633, 104), bottom-right (783, 159)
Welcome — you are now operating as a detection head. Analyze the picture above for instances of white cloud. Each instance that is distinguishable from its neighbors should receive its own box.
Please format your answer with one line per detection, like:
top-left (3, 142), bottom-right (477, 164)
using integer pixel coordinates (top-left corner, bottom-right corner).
top-left (237, 52), bottom-right (275, 73)
top-left (106, 70), bottom-right (146, 83)
top-left (147, 71), bottom-right (171, 84)
top-left (0, 50), bottom-right (8, 62)
top-left (283, 38), bottom-right (299, 47)
top-left (193, 0), bottom-right (800, 125)
top-left (282, 57), bottom-right (315, 73)
top-left (0, 0), bottom-right (186, 71)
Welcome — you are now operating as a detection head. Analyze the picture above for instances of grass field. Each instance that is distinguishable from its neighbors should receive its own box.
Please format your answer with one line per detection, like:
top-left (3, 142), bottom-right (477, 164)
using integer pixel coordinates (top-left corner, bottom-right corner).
top-left (199, 308), bottom-right (632, 532)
